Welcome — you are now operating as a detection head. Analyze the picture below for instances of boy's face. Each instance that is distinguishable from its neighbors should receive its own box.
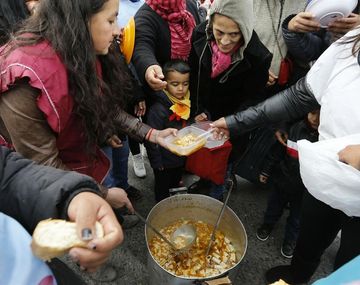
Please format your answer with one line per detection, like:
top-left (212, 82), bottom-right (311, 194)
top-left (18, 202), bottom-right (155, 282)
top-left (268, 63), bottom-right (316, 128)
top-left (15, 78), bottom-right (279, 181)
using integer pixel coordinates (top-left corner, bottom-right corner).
top-left (165, 71), bottom-right (190, 100)
top-left (307, 110), bottom-right (320, 130)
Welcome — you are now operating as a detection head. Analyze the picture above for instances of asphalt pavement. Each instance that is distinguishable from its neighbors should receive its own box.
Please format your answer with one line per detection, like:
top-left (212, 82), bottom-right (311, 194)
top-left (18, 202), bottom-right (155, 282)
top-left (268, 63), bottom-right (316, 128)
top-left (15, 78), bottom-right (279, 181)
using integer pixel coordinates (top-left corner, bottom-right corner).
top-left (64, 153), bottom-right (339, 285)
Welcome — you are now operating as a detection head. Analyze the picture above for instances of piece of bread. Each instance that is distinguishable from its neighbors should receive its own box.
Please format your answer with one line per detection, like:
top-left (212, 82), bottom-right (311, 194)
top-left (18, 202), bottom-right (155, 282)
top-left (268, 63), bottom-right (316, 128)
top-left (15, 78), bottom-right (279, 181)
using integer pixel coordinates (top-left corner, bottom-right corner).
top-left (31, 219), bottom-right (104, 261)
top-left (269, 280), bottom-right (289, 285)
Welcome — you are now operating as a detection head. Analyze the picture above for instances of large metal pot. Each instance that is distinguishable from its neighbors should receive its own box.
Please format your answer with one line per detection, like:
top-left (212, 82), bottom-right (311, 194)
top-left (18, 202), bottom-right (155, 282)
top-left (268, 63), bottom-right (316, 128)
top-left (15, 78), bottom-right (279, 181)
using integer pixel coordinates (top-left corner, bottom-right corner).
top-left (145, 194), bottom-right (247, 285)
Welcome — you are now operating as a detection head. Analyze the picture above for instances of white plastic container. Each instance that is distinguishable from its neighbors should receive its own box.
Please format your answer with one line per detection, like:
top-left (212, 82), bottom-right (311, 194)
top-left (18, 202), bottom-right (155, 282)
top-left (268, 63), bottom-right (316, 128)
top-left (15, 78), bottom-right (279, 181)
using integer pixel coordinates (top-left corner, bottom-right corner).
top-left (191, 121), bottom-right (226, 149)
top-left (165, 126), bottom-right (207, 156)
top-left (305, 0), bottom-right (357, 28)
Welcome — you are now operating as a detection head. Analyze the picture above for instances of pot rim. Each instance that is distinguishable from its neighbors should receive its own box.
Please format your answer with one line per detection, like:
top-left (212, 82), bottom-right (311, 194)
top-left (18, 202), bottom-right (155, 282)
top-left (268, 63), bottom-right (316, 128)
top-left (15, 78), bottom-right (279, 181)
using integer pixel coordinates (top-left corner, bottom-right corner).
top-left (144, 194), bottom-right (248, 280)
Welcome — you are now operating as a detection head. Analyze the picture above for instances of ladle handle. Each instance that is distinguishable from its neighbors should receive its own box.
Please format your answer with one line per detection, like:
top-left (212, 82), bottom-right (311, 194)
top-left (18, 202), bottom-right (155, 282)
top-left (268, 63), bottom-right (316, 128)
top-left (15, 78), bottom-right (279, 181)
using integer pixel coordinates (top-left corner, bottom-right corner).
top-left (133, 210), bottom-right (177, 250)
top-left (205, 179), bottom-right (234, 258)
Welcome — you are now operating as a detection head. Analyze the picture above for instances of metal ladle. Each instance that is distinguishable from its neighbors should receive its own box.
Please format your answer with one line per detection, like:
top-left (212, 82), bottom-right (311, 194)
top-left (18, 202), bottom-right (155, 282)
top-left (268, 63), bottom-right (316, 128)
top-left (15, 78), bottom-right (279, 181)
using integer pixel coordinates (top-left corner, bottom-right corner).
top-left (134, 210), bottom-right (196, 252)
top-left (205, 179), bottom-right (234, 258)
top-left (170, 223), bottom-right (197, 250)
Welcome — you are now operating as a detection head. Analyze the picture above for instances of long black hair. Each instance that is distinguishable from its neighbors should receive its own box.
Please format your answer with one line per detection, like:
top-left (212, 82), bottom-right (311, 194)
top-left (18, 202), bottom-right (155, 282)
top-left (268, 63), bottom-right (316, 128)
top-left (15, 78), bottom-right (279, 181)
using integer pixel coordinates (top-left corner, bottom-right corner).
top-left (3, 0), bottom-right (131, 152)
top-left (0, 0), bottom-right (29, 45)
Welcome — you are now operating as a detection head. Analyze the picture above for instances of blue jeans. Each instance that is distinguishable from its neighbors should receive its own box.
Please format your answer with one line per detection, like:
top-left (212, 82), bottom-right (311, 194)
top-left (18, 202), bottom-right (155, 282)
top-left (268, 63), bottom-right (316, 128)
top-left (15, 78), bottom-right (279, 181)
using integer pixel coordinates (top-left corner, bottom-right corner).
top-left (263, 175), bottom-right (304, 242)
top-left (101, 138), bottom-right (129, 189)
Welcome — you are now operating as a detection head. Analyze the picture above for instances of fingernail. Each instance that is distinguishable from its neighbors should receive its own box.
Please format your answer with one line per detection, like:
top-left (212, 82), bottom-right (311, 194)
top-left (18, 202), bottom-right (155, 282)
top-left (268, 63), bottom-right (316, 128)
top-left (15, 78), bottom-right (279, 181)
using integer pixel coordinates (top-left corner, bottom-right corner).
top-left (81, 228), bottom-right (93, 240)
top-left (89, 242), bottom-right (97, 250)
top-left (80, 266), bottom-right (87, 272)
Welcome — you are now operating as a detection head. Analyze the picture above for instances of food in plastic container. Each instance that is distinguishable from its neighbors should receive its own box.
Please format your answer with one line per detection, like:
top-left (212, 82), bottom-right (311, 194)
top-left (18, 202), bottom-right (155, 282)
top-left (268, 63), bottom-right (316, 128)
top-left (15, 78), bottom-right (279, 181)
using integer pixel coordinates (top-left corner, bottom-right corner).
top-left (191, 121), bottom-right (226, 149)
top-left (165, 126), bottom-right (208, 156)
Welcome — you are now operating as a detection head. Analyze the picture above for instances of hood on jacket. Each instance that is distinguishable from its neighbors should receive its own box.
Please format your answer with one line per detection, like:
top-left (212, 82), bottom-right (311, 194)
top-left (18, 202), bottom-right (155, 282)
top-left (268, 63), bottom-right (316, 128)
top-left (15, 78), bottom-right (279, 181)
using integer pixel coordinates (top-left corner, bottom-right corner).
top-left (206, 0), bottom-right (254, 61)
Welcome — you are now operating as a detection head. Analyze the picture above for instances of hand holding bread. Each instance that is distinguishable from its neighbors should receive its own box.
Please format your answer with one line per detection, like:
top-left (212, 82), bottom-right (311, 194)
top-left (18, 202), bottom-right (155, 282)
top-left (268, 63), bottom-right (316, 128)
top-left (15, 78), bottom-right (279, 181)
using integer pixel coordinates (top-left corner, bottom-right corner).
top-left (31, 219), bottom-right (104, 261)
top-left (32, 191), bottom-right (123, 272)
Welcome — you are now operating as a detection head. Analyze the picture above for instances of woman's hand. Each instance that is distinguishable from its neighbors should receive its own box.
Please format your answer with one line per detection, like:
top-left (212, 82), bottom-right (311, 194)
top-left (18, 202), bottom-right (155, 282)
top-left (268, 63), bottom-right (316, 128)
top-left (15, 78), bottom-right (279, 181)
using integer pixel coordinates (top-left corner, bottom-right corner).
top-left (67, 192), bottom-right (123, 272)
top-left (328, 13), bottom-right (360, 35)
top-left (288, 12), bottom-right (321, 33)
top-left (107, 135), bottom-right (123, 148)
top-left (145, 65), bottom-right (167, 91)
top-left (134, 100), bottom-right (146, 117)
top-left (147, 128), bottom-right (177, 148)
top-left (106, 187), bottom-right (134, 213)
top-left (338, 144), bottom-right (360, 171)
top-left (210, 117), bottom-right (230, 139)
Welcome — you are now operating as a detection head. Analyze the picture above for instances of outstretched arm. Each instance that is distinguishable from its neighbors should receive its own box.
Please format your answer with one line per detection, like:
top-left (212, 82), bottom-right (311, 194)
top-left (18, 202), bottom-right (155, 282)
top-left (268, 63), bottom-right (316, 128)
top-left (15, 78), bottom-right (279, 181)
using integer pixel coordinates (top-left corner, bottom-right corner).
top-left (212, 77), bottom-right (320, 138)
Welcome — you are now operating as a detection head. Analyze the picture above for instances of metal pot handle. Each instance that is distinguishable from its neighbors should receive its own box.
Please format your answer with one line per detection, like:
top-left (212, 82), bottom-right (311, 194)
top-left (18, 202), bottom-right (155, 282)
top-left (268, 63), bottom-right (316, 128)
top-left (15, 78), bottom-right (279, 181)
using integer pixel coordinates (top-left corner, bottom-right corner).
top-left (169, 186), bottom-right (188, 196)
top-left (196, 276), bottom-right (232, 285)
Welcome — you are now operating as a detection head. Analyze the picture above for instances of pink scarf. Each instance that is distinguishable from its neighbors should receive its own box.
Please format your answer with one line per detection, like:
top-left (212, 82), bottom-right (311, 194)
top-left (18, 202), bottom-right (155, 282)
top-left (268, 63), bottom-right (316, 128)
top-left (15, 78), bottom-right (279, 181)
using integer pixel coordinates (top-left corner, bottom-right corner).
top-left (210, 41), bottom-right (232, 78)
top-left (146, 0), bottom-right (196, 60)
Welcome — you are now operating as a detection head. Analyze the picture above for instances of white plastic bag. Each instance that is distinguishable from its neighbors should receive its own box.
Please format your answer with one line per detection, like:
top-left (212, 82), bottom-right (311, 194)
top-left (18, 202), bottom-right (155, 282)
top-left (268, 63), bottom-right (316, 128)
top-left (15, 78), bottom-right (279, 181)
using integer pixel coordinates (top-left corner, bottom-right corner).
top-left (298, 134), bottom-right (360, 217)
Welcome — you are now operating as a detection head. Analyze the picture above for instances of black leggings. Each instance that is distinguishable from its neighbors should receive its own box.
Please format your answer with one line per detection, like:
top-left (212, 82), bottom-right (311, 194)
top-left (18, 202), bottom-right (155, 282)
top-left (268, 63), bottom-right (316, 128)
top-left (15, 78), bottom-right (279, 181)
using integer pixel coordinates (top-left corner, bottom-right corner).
top-left (153, 167), bottom-right (183, 202)
top-left (128, 137), bottom-right (141, 155)
top-left (291, 191), bottom-right (360, 281)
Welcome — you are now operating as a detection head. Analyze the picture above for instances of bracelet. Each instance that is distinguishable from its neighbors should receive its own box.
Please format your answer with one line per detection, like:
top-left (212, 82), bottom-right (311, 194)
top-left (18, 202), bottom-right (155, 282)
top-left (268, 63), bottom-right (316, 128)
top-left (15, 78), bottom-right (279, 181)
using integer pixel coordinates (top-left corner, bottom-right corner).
top-left (154, 130), bottom-right (159, 144)
top-left (146, 128), bottom-right (154, 141)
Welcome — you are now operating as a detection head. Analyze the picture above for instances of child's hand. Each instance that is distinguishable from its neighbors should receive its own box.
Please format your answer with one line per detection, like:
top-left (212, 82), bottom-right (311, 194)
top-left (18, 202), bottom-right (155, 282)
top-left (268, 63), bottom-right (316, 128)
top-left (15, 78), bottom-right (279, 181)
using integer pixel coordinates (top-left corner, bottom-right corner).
top-left (275, 130), bottom-right (288, 147)
top-left (134, 101), bottom-right (146, 117)
top-left (194, 112), bottom-right (208, 122)
top-left (107, 135), bottom-right (123, 148)
top-left (259, 174), bottom-right (268, 184)
top-left (266, 70), bottom-right (278, 87)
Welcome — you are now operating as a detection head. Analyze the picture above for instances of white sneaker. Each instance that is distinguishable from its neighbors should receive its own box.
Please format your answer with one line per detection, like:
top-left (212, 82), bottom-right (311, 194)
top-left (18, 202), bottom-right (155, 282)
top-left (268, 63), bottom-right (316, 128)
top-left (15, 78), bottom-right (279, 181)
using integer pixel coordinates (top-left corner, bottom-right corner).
top-left (132, 153), bottom-right (146, 178)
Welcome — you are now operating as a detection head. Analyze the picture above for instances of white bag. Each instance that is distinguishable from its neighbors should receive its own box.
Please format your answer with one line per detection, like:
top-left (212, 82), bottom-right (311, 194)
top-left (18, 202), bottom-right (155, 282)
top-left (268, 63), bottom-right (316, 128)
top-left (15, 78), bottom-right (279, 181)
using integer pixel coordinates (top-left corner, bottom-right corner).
top-left (298, 134), bottom-right (360, 217)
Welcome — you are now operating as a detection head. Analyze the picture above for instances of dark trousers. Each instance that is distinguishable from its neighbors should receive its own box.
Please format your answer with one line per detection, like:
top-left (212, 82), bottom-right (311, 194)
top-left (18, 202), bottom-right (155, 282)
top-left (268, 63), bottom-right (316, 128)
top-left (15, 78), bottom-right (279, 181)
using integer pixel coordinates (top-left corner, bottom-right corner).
top-left (128, 136), bottom-right (141, 155)
top-left (291, 191), bottom-right (360, 281)
top-left (153, 167), bottom-right (183, 202)
top-left (264, 177), bottom-right (304, 242)
top-left (48, 258), bottom-right (86, 285)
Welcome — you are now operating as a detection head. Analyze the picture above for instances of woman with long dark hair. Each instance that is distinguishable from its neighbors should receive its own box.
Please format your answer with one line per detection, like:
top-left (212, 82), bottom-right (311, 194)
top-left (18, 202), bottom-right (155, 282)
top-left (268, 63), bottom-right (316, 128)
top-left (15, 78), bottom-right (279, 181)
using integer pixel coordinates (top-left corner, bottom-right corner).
top-left (0, 0), bottom-right (175, 210)
top-left (0, 0), bottom-right (29, 45)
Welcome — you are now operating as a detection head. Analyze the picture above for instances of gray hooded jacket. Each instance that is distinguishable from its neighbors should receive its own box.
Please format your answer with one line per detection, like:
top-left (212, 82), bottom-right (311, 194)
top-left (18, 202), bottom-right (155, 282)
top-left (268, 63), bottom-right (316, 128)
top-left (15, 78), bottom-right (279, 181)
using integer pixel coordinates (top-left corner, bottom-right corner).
top-left (207, 0), bottom-right (254, 62)
top-left (189, 0), bottom-right (272, 120)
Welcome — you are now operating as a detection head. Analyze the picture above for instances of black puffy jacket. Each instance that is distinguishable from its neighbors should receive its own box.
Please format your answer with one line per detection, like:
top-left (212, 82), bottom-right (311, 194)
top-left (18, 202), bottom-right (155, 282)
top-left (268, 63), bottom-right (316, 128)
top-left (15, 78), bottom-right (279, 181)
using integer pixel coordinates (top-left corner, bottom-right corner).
top-left (225, 77), bottom-right (320, 137)
top-left (0, 147), bottom-right (99, 233)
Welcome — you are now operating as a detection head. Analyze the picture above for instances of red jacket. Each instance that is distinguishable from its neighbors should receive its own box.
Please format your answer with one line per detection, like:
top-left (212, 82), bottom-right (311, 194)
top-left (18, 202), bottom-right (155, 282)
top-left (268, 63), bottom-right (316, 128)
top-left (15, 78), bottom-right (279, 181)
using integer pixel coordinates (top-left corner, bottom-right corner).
top-left (0, 41), bottom-right (109, 182)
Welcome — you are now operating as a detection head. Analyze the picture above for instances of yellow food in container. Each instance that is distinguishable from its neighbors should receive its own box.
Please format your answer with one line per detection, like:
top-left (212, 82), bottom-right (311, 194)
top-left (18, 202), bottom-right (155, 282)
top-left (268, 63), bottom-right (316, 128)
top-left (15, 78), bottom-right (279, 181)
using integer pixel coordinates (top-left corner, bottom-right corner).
top-left (165, 126), bottom-right (208, 156)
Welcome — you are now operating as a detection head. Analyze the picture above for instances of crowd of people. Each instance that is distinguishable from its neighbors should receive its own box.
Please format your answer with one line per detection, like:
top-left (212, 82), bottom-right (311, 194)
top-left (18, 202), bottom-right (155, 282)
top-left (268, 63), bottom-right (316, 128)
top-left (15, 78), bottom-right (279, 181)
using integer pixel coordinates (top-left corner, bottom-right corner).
top-left (1, 0), bottom-right (360, 284)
